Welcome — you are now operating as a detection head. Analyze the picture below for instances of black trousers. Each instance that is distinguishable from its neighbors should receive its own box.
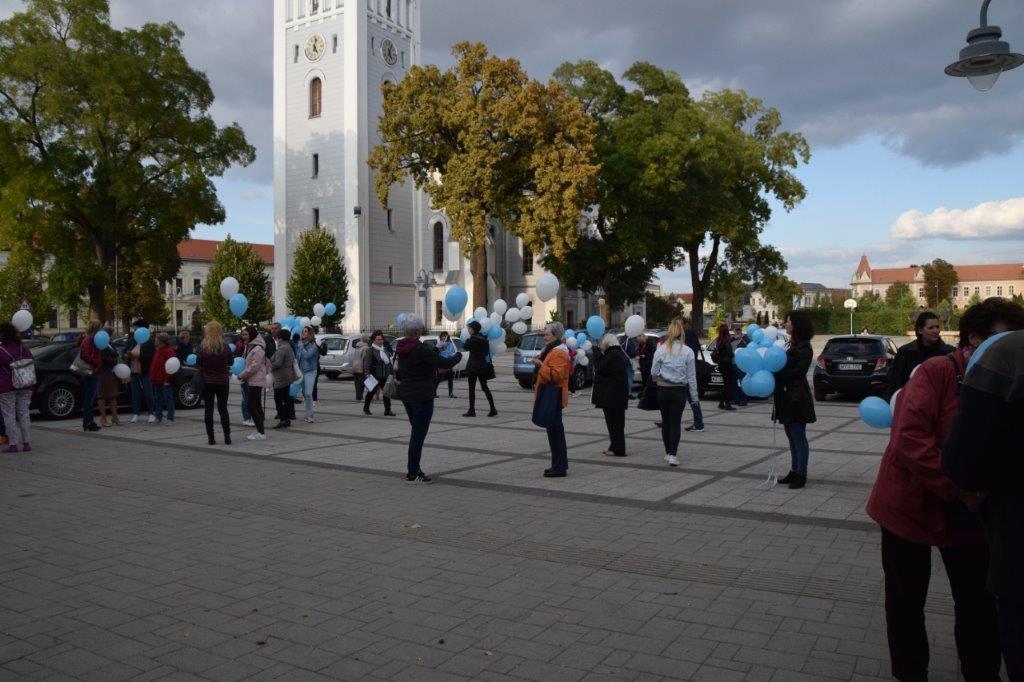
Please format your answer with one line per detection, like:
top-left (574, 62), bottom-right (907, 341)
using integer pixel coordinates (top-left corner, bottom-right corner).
top-left (273, 387), bottom-right (295, 423)
top-left (354, 373), bottom-right (365, 401)
top-left (880, 527), bottom-right (1001, 681)
top-left (547, 420), bottom-right (568, 473)
top-left (999, 597), bottom-right (1024, 681)
top-left (364, 383), bottom-right (392, 412)
top-left (246, 386), bottom-right (265, 434)
top-left (657, 386), bottom-right (688, 456)
top-left (468, 374), bottom-right (494, 412)
top-left (602, 407), bottom-right (626, 456)
top-left (435, 370), bottom-right (454, 397)
top-left (202, 384), bottom-right (230, 440)
top-left (719, 362), bottom-right (735, 406)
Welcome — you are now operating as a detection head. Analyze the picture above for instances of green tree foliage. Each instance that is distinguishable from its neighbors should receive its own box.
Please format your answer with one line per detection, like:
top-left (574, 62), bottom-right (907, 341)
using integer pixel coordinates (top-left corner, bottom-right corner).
top-left (708, 267), bottom-right (749, 321)
top-left (1012, 292), bottom-right (1024, 308)
top-left (644, 292), bottom-right (684, 328)
top-left (201, 236), bottom-right (272, 327)
top-left (936, 299), bottom-right (953, 330)
top-left (858, 290), bottom-right (883, 310)
top-left (761, 275), bottom-right (801, 320)
top-left (0, 246), bottom-right (49, 326)
top-left (104, 266), bottom-right (168, 332)
top-left (285, 227), bottom-right (349, 330)
top-left (922, 259), bottom-right (959, 308)
top-left (0, 0), bottom-right (255, 322)
top-left (884, 281), bottom-right (917, 310)
top-left (967, 291), bottom-right (983, 307)
top-left (369, 42), bottom-right (598, 308)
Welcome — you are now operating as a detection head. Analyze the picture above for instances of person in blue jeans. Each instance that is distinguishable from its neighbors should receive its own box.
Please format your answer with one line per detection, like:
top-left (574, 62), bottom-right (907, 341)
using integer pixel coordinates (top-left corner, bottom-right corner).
top-left (79, 321), bottom-right (104, 431)
top-left (772, 311), bottom-right (816, 489)
top-left (296, 327), bottom-right (320, 422)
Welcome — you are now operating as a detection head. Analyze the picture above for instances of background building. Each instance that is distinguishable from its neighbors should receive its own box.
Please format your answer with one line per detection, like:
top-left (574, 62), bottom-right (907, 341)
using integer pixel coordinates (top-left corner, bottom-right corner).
top-left (852, 255), bottom-right (1023, 308)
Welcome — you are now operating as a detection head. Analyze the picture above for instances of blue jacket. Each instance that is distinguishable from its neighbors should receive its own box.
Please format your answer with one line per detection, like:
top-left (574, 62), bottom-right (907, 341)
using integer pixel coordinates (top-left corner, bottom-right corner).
top-left (296, 340), bottom-right (320, 373)
top-left (438, 339), bottom-right (458, 359)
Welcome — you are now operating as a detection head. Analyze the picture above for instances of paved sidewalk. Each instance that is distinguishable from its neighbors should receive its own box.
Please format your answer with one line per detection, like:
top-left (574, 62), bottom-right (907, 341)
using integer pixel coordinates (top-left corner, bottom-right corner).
top-left (0, 356), bottom-right (965, 680)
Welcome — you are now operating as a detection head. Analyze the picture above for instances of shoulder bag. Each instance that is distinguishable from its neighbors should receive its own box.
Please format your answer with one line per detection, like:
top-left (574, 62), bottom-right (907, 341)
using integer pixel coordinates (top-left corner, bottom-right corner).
top-left (382, 354), bottom-right (400, 399)
top-left (70, 352), bottom-right (94, 377)
top-left (531, 381), bottom-right (562, 429)
top-left (2, 347), bottom-right (35, 389)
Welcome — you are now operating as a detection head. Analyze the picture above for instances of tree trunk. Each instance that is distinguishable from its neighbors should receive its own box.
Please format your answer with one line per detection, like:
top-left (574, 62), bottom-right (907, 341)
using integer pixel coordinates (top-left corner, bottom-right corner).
top-left (688, 247), bottom-right (705, 336)
top-left (471, 245), bottom-right (488, 309)
top-left (88, 281), bottom-right (107, 326)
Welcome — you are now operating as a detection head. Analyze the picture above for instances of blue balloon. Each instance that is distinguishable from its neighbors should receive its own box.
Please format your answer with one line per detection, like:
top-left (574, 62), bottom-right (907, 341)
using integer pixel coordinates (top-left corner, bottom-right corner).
top-left (133, 327), bottom-right (151, 344)
top-left (444, 286), bottom-right (468, 315)
top-left (325, 302), bottom-right (337, 316)
top-left (966, 331), bottom-right (1012, 376)
top-left (763, 346), bottom-right (787, 373)
top-left (859, 396), bottom-right (893, 429)
top-left (229, 293), bottom-right (249, 318)
top-left (291, 324), bottom-right (303, 337)
top-left (396, 313), bottom-right (407, 327)
top-left (735, 347), bottom-right (764, 374)
top-left (748, 370), bottom-right (775, 398)
top-left (576, 332), bottom-right (587, 346)
top-left (94, 330), bottom-right (110, 350)
top-left (230, 357), bottom-right (245, 375)
top-left (289, 383), bottom-right (301, 397)
top-left (751, 328), bottom-right (765, 344)
top-left (741, 373), bottom-right (756, 397)
top-left (565, 329), bottom-right (575, 340)
top-left (186, 353), bottom-right (197, 366)
top-left (486, 324), bottom-right (502, 339)
top-left (585, 315), bottom-right (606, 340)
top-left (746, 324), bottom-right (759, 337)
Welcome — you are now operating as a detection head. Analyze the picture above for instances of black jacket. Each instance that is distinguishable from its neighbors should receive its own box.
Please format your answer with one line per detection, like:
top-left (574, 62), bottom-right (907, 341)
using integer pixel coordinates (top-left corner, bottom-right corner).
top-left (888, 338), bottom-right (954, 397)
top-left (176, 342), bottom-right (195, 362)
top-left (463, 334), bottom-right (493, 377)
top-left (366, 344), bottom-right (394, 382)
top-left (685, 331), bottom-right (703, 361)
top-left (395, 337), bottom-right (461, 403)
top-left (713, 337), bottom-right (735, 367)
top-left (592, 347), bottom-right (629, 411)
top-left (772, 340), bottom-right (816, 424)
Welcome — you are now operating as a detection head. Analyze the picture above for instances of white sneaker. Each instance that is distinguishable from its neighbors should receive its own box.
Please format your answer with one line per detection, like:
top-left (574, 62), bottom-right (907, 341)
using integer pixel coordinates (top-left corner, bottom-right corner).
top-left (147, 415), bottom-right (156, 424)
top-left (667, 455), bottom-right (679, 467)
top-left (130, 415), bottom-right (139, 424)
top-left (242, 419), bottom-right (255, 427)
top-left (246, 432), bottom-right (266, 441)
top-left (164, 419), bottom-right (174, 426)
top-left (313, 401), bottom-right (318, 408)
top-left (304, 416), bottom-right (314, 423)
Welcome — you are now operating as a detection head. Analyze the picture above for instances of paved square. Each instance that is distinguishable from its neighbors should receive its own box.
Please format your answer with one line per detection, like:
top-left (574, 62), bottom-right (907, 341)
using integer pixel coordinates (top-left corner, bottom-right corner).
top-left (0, 352), bottom-right (972, 680)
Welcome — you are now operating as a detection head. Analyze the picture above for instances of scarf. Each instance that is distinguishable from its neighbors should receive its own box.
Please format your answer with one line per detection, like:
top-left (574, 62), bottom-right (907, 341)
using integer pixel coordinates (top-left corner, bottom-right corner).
top-left (538, 338), bottom-right (562, 362)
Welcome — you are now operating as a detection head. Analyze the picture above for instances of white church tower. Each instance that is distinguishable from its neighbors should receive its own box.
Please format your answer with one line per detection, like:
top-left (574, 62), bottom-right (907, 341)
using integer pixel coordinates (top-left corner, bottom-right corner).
top-left (274, 0), bottom-right (432, 332)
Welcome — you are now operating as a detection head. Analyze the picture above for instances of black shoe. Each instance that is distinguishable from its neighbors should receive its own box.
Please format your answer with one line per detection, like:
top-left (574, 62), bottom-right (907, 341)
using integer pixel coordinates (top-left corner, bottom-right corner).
top-left (487, 408), bottom-right (498, 417)
top-left (685, 425), bottom-right (704, 432)
top-left (224, 436), bottom-right (231, 445)
top-left (543, 469), bottom-right (567, 478)
top-left (449, 394), bottom-right (457, 399)
top-left (363, 409), bottom-right (372, 416)
top-left (654, 421), bottom-right (662, 428)
top-left (208, 436), bottom-right (216, 445)
top-left (384, 410), bottom-right (397, 416)
top-left (718, 401), bottom-right (724, 409)
top-left (463, 411), bottom-right (476, 417)
top-left (788, 474), bottom-right (807, 489)
top-left (405, 472), bottom-right (433, 484)
top-left (778, 470), bottom-right (796, 485)
top-left (83, 423), bottom-right (100, 432)
top-left (721, 404), bottom-right (736, 411)
top-left (272, 421), bottom-right (290, 430)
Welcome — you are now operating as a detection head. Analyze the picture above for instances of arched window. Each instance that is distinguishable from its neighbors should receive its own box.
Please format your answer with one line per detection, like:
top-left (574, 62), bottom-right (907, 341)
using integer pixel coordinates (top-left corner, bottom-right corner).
top-left (432, 223), bottom-right (444, 271)
top-left (309, 77), bottom-right (322, 118)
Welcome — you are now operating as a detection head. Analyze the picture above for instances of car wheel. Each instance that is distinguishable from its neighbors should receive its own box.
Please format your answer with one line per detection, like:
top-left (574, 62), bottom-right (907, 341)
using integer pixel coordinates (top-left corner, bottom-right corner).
top-left (518, 378), bottom-right (533, 389)
top-left (814, 388), bottom-right (827, 402)
top-left (40, 383), bottom-right (79, 420)
top-left (176, 381), bottom-right (202, 409)
top-left (325, 372), bottom-right (340, 380)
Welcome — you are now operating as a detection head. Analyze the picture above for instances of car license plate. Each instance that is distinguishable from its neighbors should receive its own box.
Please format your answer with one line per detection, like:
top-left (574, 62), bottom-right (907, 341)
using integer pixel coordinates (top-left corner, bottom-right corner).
top-left (838, 363), bottom-right (861, 371)
top-left (710, 375), bottom-right (723, 384)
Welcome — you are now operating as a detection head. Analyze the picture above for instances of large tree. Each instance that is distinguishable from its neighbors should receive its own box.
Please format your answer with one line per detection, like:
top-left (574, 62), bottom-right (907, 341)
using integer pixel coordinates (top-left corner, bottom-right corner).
top-left (0, 0), bottom-right (254, 322)
top-left (104, 265), bottom-right (169, 333)
top-left (761, 274), bottom-right (801, 321)
top-left (285, 227), bottom-right (349, 330)
top-left (885, 281), bottom-right (917, 310)
top-left (922, 258), bottom-right (959, 308)
top-left (368, 42), bottom-right (598, 308)
top-left (201, 236), bottom-right (272, 327)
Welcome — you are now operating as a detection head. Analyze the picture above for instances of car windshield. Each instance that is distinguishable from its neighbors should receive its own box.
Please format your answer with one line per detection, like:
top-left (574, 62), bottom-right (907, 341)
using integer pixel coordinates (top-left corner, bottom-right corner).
top-left (825, 338), bottom-right (884, 357)
top-left (324, 338), bottom-right (345, 351)
top-left (518, 334), bottom-right (545, 351)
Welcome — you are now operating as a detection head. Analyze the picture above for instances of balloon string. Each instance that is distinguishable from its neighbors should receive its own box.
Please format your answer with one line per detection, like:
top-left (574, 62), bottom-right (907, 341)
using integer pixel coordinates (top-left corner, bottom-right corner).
top-left (759, 420), bottom-right (779, 490)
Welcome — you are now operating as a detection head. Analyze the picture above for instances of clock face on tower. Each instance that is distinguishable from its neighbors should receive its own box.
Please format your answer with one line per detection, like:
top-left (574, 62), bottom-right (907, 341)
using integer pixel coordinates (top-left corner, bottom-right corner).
top-left (305, 34), bottom-right (325, 61)
top-left (380, 38), bottom-right (398, 66)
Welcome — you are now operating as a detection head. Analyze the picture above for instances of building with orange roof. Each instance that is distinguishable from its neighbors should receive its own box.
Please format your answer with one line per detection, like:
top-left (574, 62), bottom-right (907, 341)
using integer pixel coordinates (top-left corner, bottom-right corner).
top-left (851, 255), bottom-right (1023, 308)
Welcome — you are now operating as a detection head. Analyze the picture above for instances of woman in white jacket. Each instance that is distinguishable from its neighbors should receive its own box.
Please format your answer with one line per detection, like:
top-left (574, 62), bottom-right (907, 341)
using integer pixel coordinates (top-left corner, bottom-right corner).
top-left (651, 319), bottom-right (699, 467)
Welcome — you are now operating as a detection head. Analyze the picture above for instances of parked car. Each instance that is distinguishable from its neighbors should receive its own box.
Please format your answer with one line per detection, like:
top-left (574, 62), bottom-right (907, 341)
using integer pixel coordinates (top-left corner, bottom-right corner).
top-left (513, 332), bottom-right (594, 390)
top-left (616, 331), bottom-right (717, 399)
top-left (813, 334), bottom-right (898, 401)
top-left (48, 332), bottom-right (84, 343)
top-left (29, 341), bottom-right (201, 420)
top-left (420, 335), bottom-right (469, 375)
top-left (317, 333), bottom-right (360, 379)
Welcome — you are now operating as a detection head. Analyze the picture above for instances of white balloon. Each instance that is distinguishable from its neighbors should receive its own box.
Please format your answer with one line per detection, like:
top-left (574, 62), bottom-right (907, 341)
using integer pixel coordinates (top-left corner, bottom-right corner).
top-left (505, 307), bottom-right (521, 323)
top-left (512, 321), bottom-right (528, 335)
top-left (624, 314), bottom-right (645, 338)
top-left (113, 363), bottom-right (131, 380)
top-left (519, 306), bottom-right (533, 321)
top-left (492, 299), bottom-right (508, 316)
top-left (11, 309), bottom-right (32, 332)
top-left (516, 293), bottom-right (530, 309)
top-left (582, 340), bottom-right (593, 351)
top-left (310, 316), bottom-right (322, 327)
top-left (890, 389), bottom-right (901, 415)
top-left (566, 336), bottom-right (578, 349)
top-left (164, 357), bottom-right (181, 375)
top-left (577, 354), bottom-right (590, 367)
top-left (536, 272), bottom-right (560, 302)
top-left (313, 303), bottom-right (326, 317)
top-left (219, 277), bottom-right (239, 301)
top-left (757, 347), bottom-right (768, 357)
top-left (489, 312), bottom-right (502, 328)
top-left (472, 307), bottom-right (487, 322)
top-left (764, 326), bottom-right (779, 340)
top-left (774, 339), bottom-right (787, 348)
top-left (480, 318), bottom-right (494, 333)
top-left (460, 327), bottom-right (471, 342)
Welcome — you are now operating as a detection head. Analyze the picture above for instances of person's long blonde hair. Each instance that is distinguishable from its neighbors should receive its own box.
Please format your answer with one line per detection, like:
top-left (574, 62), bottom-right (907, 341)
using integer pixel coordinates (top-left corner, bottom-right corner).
top-left (202, 321), bottom-right (225, 354)
top-left (665, 318), bottom-right (684, 355)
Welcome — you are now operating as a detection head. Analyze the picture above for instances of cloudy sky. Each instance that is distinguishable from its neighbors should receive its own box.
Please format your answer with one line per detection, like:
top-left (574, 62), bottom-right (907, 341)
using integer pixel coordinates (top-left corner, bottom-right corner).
top-left (4, 0), bottom-right (1024, 291)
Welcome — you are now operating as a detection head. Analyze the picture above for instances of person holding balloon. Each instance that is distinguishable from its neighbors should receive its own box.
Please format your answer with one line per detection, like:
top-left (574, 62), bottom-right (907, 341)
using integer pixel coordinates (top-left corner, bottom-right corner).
top-left (197, 321), bottom-right (235, 445)
top-left (712, 324), bottom-right (736, 411)
top-left (865, 299), bottom-right (1024, 682)
top-left (78, 320), bottom-right (104, 432)
top-left (462, 321), bottom-right (497, 418)
top-left (237, 326), bottom-right (268, 440)
top-left (433, 330), bottom-right (458, 399)
top-left (127, 319), bottom-right (156, 424)
top-left (270, 328), bottom-right (298, 428)
top-left (96, 329), bottom-right (122, 427)
top-left (296, 327), bottom-right (320, 423)
top-left (772, 311), bottom-right (816, 489)
top-left (651, 319), bottom-right (699, 467)
top-left (176, 330), bottom-right (195, 365)
top-left (148, 333), bottom-right (177, 425)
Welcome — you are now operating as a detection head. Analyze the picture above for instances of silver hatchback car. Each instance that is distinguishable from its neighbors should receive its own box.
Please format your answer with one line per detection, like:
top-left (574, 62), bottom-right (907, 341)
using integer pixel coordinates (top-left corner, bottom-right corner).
top-left (317, 334), bottom-right (361, 379)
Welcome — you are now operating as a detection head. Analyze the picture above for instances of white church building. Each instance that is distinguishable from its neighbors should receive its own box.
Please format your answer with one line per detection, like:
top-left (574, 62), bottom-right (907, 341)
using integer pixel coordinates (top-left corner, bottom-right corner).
top-left (272, 0), bottom-right (620, 333)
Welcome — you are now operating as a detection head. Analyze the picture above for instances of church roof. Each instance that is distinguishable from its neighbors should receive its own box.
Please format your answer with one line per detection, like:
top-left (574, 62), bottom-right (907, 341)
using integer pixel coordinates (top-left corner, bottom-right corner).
top-left (178, 239), bottom-right (274, 266)
top-left (855, 255), bottom-right (871, 277)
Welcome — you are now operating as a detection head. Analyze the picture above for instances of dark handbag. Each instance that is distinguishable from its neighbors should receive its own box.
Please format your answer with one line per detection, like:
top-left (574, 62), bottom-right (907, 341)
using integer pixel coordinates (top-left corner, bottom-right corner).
top-left (638, 381), bottom-right (660, 411)
top-left (531, 382), bottom-right (562, 429)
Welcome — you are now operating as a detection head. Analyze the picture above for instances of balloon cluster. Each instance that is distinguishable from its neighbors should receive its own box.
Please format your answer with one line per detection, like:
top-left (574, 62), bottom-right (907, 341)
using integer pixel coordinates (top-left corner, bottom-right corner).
top-left (730, 324), bottom-right (788, 398)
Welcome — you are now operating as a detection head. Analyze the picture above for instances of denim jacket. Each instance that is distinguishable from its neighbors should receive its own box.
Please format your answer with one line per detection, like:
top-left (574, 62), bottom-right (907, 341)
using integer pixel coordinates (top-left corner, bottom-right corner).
top-left (652, 341), bottom-right (698, 402)
top-left (296, 340), bottom-right (320, 373)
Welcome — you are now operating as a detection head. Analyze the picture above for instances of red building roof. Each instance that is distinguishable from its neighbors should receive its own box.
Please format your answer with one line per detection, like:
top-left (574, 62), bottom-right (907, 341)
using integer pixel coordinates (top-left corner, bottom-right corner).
top-left (177, 239), bottom-right (274, 266)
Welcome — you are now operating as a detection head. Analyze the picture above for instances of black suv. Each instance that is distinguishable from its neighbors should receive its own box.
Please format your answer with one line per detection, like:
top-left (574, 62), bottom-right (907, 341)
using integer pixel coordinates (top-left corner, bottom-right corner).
top-left (813, 335), bottom-right (898, 401)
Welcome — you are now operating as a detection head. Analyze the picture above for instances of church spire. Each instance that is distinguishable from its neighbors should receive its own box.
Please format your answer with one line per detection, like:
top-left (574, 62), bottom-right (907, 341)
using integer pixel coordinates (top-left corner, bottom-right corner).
top-left (855, 254), bottom-right (871, 278)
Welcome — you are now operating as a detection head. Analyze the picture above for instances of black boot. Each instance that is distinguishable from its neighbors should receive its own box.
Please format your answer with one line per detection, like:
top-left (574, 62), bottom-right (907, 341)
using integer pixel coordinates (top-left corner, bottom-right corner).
top-left (778, 470), bottom-right (796, 485)
top-left (788, 474), bottom-right (807, 489)
top-left (487, 407), bottom-right (498, 417)
top-left (463, 410), bottom-right (476, 417)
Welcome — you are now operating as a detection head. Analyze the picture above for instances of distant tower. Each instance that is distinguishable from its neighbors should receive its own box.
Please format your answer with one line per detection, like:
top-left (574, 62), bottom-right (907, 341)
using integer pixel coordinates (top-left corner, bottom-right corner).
top-left (273, 0), bottom-right (425, 331)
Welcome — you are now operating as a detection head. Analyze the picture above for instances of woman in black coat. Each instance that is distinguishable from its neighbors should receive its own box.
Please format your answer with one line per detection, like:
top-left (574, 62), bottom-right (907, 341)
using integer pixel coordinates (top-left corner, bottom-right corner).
top-left (363, 330), bottom-right (396, 417)
top-left (773, 310), bottom-right (817, 489)
top-left (713, 324), bottom-right (736, 410)
top-left (592, 333), bottom-right (630, 457)
top-left (462, 321), bottom-right (497, 417)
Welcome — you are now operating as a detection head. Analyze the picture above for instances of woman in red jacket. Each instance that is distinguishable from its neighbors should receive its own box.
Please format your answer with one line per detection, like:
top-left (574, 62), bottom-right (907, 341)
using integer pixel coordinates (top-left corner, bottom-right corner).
top-left (148, 333), bottom-right (177, 425)
top-left (78, 320), bottom-right (104, 432)
top-left (866, 299), bottom-right (1024, 681)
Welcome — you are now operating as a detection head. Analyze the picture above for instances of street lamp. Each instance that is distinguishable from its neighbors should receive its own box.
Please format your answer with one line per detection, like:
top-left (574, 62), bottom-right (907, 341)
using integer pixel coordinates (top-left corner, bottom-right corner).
top-left (414, 269), bottom-right (435, 328)
top-left (945, 0), bottom-right (1024, 91)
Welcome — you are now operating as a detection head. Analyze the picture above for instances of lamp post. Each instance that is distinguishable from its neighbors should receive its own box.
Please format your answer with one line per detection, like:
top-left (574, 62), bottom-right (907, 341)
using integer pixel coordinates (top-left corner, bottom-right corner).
top-left (945, 0), bottom-right (1024, 91)
top-left (415, 269), bottom-right (434, 329)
